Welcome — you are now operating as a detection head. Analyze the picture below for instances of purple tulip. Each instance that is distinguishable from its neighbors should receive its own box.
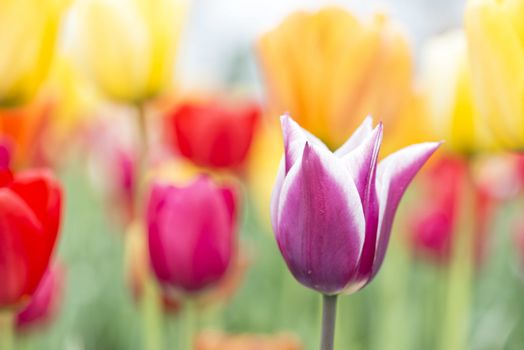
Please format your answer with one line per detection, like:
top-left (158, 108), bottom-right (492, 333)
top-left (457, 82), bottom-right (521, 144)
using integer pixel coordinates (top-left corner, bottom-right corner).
top-left (147, 176), bottom-right (237, 293)
top-left (271, 115), bottom-right (440, 295)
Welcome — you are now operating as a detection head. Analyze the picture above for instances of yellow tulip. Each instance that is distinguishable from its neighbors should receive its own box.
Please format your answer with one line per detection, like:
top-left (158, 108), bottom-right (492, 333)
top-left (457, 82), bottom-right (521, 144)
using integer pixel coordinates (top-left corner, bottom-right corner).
top-left (0, 0), bottom-right (69, 107)
top-left (465, 0), bottom-right (524, 150)
top-left (77, 0), bottom-right (186, 104)
top-left (258, 7), bottom-right (413, 148)
top-left (421, 30), bottom-right (492, 155)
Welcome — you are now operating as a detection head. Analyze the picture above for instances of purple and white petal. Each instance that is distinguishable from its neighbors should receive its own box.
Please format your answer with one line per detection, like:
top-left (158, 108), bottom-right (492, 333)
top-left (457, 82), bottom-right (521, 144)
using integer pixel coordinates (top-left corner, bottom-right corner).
top-left (280, 114), bottom-right (328, 173)
top-left (334, 116), bottom-right (373, 157)
top-left (276, 141), bottom-right (365, 294)
top-left (371, 142), bottom-right (442, 277)
top-left (341, 124), bottom-right (383, 284)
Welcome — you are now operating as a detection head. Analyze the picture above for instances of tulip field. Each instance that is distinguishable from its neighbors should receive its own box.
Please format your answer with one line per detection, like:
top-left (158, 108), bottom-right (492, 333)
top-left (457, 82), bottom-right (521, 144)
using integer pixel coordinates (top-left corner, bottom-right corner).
top-left (3, 0), bottom-right (524, 350)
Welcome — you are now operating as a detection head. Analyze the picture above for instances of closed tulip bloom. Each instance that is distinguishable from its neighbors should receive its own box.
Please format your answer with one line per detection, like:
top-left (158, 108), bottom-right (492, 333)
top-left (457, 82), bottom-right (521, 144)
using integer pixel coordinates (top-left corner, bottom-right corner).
top-left (421, 30), bottom-right (492, 155)
top-left (465, 0), bottom-right (524, 150)
top-left (16, 264), bottom-right (65, 332)
top-left (271, 115), bottom-right (440, 295)
top-left (408, 156), bottom-right (492, 264)
top-left (0, 169), bottom-right (63, 308)
top-left (77, 0), bottom-right (186, 103)
top-left (0, 0), bottom-right (69, 106)
top-left (166, 98), bottom-right (260, 168)
top-left (258, 7), bottom-right (412, 148)
top-left (147, 177), bottom-right (237, 293)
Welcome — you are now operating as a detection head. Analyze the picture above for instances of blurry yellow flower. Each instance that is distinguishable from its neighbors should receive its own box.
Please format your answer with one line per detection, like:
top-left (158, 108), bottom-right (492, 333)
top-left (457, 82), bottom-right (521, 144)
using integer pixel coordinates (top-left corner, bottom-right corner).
top-left (247, 119), bottom-right (282, 228)
top-left (78, 0), bottom-right (187, 104)
top-left (0, 0), bottom-right (69, 107)
top-left (421, 30), bottom-right (492, 155)
top-left (45, 55), bottom-right (98, 137)
top-left (258, 7), bottom-right (412, 148)
top-left (465, 0), bottom-right (524, 150)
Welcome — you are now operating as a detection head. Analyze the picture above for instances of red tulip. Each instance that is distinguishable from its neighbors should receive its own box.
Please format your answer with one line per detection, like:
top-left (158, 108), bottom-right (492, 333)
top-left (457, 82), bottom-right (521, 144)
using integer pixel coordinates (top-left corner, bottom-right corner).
top-left (147, 176), bottom-right (237, 293)
top-left (0, 168), bottom-right (63, 309)
top-left (16, 264), bottom-right (65, 332)
top-left (165, 98), bottom-right (259, 169)
top-left (408, 156), bottom-right (492, 264)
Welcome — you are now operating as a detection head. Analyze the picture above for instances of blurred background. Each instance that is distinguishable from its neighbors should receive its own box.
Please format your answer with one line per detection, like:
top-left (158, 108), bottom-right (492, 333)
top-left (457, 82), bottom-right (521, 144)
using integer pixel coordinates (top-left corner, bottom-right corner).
top-left (3, 0), bottom-right (524, 349)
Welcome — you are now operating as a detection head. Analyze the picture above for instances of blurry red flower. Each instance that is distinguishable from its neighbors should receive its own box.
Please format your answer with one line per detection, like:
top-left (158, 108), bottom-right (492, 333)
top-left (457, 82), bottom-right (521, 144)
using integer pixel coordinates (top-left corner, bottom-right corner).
top-left (0, 168), bottom-right (63, 309)
top-left (408, 156), bottom-right (492, 264)
top-left (165, 99), bottom-right (259, 169)
top-left (16, 263), bottom-right (65, 332)
top-left (147, 176), bottom-right (237, 293)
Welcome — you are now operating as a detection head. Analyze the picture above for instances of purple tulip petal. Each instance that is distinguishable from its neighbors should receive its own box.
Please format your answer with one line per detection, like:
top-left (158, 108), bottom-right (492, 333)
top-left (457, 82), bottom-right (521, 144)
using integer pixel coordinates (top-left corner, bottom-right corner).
top-left (276, 141), bottom-right (365, 294)
top-left (335, 116), bottom-right (373, 157)
top-left (281, 114), bottom-right (328, 173)
top-left (371, 142), bottom-right (441, 277)
top-left (341, 124), bottom-right (383, 284)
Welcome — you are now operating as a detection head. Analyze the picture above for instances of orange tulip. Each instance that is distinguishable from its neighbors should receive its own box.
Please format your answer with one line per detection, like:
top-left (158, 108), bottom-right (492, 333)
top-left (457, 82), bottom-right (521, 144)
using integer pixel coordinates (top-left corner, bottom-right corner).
top-left (258, 7), bottom-right (412, 148)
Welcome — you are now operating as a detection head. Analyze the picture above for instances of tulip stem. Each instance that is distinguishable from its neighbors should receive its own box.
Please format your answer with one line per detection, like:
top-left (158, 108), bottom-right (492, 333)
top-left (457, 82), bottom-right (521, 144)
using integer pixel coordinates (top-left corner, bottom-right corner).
top-left (320, 294), bottom-right (338, 350)
top-left (181, 301), bottom-right (196, 350)
top-left (0, 311), bottom-right (14, 350)
top-left (142, 278), bottom-right (163, 350)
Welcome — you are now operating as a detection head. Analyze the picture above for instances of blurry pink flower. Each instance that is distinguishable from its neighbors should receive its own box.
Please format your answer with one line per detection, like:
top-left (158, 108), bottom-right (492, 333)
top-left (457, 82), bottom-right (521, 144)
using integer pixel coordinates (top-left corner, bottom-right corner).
top-left (147, 176), bottom-right (237, 293)
top-left (408, 156), bottom-right (493, 264)
top-left (271, 115), bottom-right (439, 295)
top-left (15, 264), bottom-right (65, 332)
top-left (0, 137), bottom-right (12, 170)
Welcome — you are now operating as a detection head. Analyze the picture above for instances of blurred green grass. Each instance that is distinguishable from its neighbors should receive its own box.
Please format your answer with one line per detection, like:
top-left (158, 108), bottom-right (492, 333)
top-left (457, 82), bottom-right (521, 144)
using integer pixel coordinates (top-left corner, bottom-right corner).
top-left (21, 162), bottom-right (524, 350)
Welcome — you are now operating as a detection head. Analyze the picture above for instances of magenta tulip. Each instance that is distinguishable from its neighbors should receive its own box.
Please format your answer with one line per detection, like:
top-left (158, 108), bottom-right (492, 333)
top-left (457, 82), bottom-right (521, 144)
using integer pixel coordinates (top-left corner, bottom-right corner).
top-left (16, 264), bottom-right (65, 332)
top-left (271, 115), bottom-right (440, 295)
top-left (147, 176), bottom-right (237, 293)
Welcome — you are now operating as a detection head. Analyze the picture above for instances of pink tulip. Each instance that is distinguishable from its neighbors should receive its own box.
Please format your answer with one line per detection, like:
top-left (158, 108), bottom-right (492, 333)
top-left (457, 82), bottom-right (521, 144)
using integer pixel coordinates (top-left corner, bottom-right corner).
top-left (147, 176), bottom-right (237, 293)
top-left (271, 115), bottom-right (440, 295)
top-left (408, 156), bottom-right (493, 265)
top-left (0, 137), bottom-right (12, 170)
top-left (15, 264), bottom-right (65, 332)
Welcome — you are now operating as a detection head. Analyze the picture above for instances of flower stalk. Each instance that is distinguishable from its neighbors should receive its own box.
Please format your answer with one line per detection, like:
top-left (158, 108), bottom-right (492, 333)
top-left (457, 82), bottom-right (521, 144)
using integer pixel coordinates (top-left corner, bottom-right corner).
top-left (439, 162), bottom-right (475, 350)
top-left (0, 311), bottom-right (14, 350)
top-left (320, 294), bottom-right (338, 350)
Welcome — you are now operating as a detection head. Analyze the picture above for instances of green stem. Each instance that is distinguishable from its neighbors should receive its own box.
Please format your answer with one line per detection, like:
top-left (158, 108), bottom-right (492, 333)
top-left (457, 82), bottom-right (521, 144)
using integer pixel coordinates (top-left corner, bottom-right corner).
top-left (439, 163), bottom-right (475, 350)
top-left (181, 301), bottom-right (195, 350)
top-left (142, 278), bottom-right (163, 350)
top-left (134, 103), bottom-right (163, 350)
top-left (320, 294), bottom-right (338, 350)
top-left (0, 311), bottom-right (15, 350)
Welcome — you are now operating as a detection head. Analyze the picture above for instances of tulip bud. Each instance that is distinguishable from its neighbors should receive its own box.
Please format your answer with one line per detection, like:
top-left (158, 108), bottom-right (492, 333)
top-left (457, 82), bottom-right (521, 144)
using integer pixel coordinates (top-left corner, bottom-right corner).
top-left (407, 156), bottom-right (493, 264)
top-left (271, 115), bottom-right (440, 295)
top-left (0, 0), bottom-right (69, 106)
top-left (0, 168), bottom-right (63, 309)
top-left (465, 0), bottom-right (524, 150)
top-left (165, 98), bottom-right (260, 169)
top-left (77, 0), bottom-right (187, 103)
top-left (421, 30), bottom-right (492, 155)
top-left (258, 7), bottom-right (413, 149)
top-left (147, 176), bottom-right (237, 293)
top-left (15, 264), bottom-right (65, 332)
